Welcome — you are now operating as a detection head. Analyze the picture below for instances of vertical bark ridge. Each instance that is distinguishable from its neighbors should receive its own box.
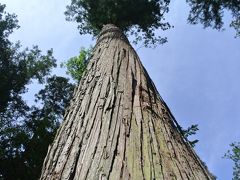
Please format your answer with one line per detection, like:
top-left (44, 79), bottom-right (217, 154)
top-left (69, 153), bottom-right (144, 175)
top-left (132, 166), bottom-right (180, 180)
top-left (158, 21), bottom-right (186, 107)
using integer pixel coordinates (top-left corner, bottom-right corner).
top-left (40, 24), bottom-right (214, 180)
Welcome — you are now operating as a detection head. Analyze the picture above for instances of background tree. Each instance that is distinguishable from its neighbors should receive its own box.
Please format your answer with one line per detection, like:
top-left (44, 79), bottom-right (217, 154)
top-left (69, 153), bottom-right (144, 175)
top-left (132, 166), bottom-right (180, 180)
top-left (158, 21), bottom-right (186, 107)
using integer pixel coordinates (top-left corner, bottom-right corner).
top-left (0, 4), bottom-right (75, 179)
top-left (0, 75), bottom-right (75, 179)
top-left (0, 3), bottom-right (56, 118)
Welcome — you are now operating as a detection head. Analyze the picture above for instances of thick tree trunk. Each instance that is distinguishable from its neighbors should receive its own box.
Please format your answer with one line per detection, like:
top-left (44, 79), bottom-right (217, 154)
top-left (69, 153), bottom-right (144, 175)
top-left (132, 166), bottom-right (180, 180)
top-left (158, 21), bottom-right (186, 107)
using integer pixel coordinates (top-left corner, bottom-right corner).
top-left (40, 24), bottom-right (213, 180)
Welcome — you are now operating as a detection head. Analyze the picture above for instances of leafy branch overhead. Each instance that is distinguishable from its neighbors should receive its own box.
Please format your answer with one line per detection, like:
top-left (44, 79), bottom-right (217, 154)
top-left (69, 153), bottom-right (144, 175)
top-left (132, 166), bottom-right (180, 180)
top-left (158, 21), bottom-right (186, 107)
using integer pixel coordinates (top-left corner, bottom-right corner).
top-left (186, 0), bottom-right (240, 37)
top-left (65, 0), bottom-right (171, 47)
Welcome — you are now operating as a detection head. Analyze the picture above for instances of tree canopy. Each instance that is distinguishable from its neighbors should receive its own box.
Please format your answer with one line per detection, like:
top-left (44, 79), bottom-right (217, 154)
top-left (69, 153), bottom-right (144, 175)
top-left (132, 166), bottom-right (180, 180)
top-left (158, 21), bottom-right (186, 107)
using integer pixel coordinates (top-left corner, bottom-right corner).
top-left (65, 0), bottom-right (171, 47)
top-left (65, 0), bottom-right (240, 47)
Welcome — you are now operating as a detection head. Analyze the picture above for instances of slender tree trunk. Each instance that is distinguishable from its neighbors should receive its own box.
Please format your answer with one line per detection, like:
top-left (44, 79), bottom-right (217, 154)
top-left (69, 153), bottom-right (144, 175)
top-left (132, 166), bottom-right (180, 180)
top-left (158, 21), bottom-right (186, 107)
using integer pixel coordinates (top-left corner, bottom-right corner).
top-left (40, 24), bottom-right (213, 180)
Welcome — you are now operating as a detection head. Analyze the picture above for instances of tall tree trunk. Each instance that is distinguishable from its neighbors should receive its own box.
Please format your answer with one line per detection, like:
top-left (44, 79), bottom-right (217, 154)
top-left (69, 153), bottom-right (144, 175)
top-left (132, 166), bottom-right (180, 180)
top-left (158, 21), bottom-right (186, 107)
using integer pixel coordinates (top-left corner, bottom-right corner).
top-left (40, 24), bottom-right (214, 180)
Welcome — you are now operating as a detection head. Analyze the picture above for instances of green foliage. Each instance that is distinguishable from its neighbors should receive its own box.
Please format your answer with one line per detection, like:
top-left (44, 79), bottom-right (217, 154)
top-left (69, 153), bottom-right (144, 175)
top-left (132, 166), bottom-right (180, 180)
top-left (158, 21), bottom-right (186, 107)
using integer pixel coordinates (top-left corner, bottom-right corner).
top-left (0, 4), bottom-right (75, 179)
top-left (0, 75), bottom-right (74, 179)
top-left (224, 142), bottom-right (240, 180)
top-left (181, 124), bottom-right (199, 147)
top-left (35, 75), bottom-right (74, 119)
top-left (0, 4), bottom-right (19, 39)
top-left (186, 0), bottom-right (240, 37)
top-left (0, 3), bottom-right (56, 117)
top-left (62, 47), bottom-right (92, 82)
top-left (0, 43), bottom-right (56, 114)
top-left (65, 0), bottom-right (171, 47)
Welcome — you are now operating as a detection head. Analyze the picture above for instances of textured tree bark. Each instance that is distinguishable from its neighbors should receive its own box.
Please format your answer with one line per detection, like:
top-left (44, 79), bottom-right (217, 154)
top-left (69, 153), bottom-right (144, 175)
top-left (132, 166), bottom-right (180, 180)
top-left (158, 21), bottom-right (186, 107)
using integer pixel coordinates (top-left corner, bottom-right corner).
top-left (40, 24), bottom-right (214, 180)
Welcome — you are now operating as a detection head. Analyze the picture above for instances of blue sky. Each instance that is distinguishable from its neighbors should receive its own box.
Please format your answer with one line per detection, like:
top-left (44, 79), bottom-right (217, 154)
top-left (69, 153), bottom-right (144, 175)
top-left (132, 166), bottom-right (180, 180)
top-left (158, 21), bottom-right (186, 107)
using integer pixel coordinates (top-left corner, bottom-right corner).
top-left (2, 0), bottom-right (240, 179)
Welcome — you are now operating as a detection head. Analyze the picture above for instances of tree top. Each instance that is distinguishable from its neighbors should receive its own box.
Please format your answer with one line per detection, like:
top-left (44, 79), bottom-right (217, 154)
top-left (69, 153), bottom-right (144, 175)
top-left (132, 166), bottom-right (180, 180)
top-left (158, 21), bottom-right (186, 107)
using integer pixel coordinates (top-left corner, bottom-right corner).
top-left (65, 0), bottom-right (171, 47)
